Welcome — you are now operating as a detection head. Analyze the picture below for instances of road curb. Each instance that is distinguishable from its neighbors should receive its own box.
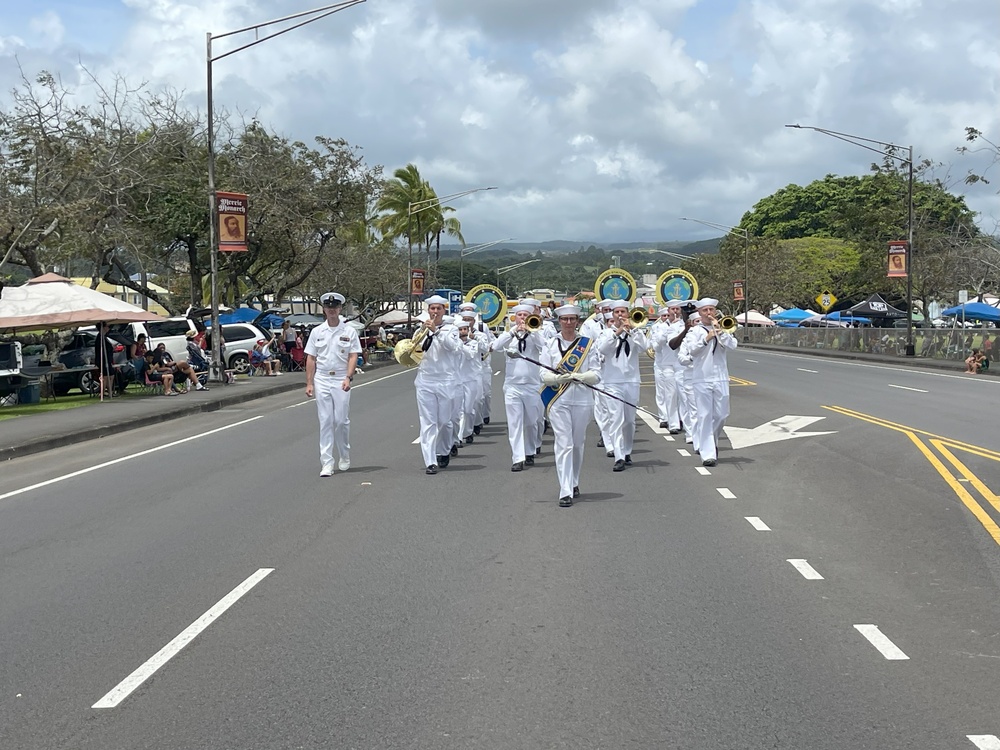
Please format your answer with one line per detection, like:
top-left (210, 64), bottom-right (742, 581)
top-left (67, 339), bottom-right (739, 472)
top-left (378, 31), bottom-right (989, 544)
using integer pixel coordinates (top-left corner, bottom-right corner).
top-left (1, 358), bottom-right (399, 462)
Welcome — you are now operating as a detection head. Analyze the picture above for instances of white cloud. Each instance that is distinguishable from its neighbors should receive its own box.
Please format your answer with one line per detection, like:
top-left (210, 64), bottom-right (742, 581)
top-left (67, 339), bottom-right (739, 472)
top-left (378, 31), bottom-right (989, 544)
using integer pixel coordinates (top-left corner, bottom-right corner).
top-left (0, 0), bottom-right (996, 242)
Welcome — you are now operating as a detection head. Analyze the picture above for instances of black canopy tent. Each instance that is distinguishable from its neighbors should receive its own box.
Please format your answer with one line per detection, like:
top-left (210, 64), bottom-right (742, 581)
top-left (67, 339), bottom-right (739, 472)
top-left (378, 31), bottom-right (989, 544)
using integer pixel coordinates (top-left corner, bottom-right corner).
top-left (844, 293), bottom-right (906, 320)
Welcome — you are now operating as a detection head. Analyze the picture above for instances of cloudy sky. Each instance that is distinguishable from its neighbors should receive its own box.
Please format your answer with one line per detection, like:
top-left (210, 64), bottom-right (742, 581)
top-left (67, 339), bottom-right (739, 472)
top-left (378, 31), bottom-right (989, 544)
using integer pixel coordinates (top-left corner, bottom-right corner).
top-left (1, 0), bottom-right (997, 244)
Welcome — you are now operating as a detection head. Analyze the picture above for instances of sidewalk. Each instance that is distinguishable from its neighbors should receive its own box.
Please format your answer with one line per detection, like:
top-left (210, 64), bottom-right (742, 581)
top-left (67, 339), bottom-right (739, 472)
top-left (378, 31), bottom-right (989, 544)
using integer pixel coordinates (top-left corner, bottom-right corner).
top-left (1, 358), bottom-right (396, 461)
top-left (743, 342), bottom-right (998, 377)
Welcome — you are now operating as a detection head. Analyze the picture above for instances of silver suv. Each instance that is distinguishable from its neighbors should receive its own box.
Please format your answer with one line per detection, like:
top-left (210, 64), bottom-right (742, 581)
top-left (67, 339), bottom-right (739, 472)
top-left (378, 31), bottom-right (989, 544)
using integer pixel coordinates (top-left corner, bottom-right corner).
top-left (206, 323), bottom-right (271, 375)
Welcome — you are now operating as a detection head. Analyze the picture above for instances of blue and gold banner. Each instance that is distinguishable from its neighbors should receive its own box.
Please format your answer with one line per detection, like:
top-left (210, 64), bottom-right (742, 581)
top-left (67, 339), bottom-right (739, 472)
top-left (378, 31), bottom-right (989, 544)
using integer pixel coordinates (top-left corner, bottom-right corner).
top-left (540, 336), bottom-right (592, 414)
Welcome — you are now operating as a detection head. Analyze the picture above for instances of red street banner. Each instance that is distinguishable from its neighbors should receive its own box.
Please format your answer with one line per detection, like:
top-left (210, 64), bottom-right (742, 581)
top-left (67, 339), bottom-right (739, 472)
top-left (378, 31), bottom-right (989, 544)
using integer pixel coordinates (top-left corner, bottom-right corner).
top-left (887, 240), bottom-right (908, 278)
top-left (217, 191), bottom-right (249, 252)
top-left (410, 268), bottom-right (426, 296)
top-left (733, 280), bottom-right (745, 302)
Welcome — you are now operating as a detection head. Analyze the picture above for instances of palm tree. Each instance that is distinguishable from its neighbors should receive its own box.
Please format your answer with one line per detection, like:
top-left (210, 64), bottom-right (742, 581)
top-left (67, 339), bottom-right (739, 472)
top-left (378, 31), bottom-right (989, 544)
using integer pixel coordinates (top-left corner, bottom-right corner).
top-left (374, 163), bottom-right (432, 254)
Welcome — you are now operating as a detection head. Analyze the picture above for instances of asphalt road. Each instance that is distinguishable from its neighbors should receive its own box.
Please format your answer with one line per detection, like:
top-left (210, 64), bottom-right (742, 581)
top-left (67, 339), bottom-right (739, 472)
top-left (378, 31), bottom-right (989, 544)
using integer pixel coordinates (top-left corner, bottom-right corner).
top-left (2, 349), bottom-right (1000, 749)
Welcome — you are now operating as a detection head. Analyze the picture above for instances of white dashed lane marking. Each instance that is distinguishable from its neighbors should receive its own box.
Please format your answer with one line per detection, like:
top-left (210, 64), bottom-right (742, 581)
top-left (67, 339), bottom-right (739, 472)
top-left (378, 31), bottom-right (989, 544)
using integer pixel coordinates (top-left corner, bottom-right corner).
top-left (888, 384), bottom-right (928, 393)
top-left (678, 449), bottom-right (691, 457)
top-left (716, 488), bottom-right (736, 499)
top-left (745, 516), bottom-right (771, 531)
top-left (853, 624), bottom-right (909, 660)
top-left (93, 568), bottom-right (274, 708)
top-left (696, 467), bottom-right (711, 476)
top-left (787, 559), bottom-right (824, 580)
top-left (797, 368), bottom-right (818, 373)
top-left (968, 736), bottom-right (1000, 749)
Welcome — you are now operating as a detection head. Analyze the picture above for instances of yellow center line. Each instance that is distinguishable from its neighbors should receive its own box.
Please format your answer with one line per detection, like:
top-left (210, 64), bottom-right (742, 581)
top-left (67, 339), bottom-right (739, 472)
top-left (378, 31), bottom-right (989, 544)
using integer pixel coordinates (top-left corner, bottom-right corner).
top-left (823, 405), bottom-right (1000, 546)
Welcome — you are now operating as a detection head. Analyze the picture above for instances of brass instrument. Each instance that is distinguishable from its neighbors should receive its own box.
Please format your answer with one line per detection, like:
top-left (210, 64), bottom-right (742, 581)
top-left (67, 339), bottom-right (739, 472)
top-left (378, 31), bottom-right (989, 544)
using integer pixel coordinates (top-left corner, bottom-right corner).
top-left (646, 346), bottom-right (656, 360)
top-left (629, 307), bottom-right (649, 329)
top-left (392, 324), bottom-right (431, 367)
top-left (525, 314), bottom-right (543, 332)
top-left (718, 315), bottom-right (738, 334)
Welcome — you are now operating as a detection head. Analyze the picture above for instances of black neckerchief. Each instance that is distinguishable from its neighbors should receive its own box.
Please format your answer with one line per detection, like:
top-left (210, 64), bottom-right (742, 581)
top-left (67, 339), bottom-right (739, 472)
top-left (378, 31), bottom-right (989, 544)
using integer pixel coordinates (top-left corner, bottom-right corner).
top-left (615, 332), bottom-right (631, 358)
top-left (515, 331), bottom-right (528, 353)
top-left (558, 336), bottom-right (579, 358)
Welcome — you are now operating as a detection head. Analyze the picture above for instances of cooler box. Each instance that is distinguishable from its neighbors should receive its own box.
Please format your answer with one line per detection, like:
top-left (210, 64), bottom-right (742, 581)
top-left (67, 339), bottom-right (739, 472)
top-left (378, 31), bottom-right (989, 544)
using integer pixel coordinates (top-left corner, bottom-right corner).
top-left (19, 381), bottom-right (41, 404)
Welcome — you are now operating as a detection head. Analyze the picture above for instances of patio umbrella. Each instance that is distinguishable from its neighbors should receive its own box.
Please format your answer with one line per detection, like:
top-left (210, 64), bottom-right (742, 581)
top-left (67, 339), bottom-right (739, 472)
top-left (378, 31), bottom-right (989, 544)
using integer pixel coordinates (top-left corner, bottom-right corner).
top-left (0, 274), bottom-right (161, 332)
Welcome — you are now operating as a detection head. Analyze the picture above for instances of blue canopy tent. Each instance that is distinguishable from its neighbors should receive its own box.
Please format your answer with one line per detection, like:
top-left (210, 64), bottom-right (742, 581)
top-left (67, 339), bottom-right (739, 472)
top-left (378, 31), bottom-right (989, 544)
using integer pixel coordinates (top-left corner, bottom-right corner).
top-left (941, 301), bottom-right (1000, 322)
top-left (823, 310), bottom-right (872, 324)
top-left (770, 308), bottom-right (818, 323)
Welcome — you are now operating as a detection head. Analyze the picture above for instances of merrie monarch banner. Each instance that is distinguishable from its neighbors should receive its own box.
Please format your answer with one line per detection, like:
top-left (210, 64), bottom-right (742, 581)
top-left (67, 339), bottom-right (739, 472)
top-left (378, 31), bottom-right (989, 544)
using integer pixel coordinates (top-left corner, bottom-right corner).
top-left (733, 280), bottom-right (745, 302)
top-left (217, 191), bottom-right (249, 252)
top-left (410, 268), bottom-right (426, 296)
top-left (887, 240), bottom-right (908, 278)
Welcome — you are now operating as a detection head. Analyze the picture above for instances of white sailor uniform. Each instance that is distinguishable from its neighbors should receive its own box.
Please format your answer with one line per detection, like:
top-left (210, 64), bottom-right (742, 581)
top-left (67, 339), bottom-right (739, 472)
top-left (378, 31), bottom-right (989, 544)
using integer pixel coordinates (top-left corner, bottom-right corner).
top-left (305, 319), bottom-right (362, 469)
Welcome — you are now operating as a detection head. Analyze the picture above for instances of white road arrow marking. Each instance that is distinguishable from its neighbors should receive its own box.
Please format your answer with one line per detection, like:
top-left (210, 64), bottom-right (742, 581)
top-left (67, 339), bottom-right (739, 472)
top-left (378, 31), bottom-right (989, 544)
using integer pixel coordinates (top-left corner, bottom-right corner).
top-left (723, 415), bottom-right (836, 450)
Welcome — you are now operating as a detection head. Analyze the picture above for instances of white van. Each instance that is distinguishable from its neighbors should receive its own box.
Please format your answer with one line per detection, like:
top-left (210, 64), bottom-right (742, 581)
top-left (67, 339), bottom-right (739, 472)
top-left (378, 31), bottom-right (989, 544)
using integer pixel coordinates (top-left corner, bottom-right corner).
top-left (110, 318), bottom-right (199, 363)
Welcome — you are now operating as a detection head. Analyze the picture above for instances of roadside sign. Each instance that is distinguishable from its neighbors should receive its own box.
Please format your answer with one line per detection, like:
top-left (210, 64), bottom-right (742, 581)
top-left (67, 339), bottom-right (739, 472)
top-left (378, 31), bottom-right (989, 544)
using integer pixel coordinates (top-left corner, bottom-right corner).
top-left (733, 280), bottom-right (744, 302)
top-left (816, 291), bottom-right (837, 312)
top-left (958, 290), bottom-right (969, 303)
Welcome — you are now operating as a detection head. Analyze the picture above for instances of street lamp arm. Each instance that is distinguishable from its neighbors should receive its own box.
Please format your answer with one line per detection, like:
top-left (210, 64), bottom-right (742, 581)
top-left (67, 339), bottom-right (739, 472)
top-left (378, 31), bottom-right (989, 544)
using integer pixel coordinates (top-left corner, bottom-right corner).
top-left (462, 237), bottom-right (513, 257)
top-left (409, 187), bottom-right (498, 215)
top-left (785, 124), bottom-right (911, 166)
top-left (212, 0), bottom-right (364, 45)
top-left (679, 217), bottom-right (748, 239)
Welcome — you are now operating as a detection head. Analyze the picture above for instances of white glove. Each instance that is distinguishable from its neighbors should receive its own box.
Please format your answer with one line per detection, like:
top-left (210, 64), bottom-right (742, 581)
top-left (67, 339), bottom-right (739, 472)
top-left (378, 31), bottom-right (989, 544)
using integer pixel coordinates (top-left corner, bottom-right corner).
top-left (504, 349), bottom-right (519, 359)
top-left (571, 370), bottom-right (599, 385)
top-left (541, 370), bottom-right (572, 386)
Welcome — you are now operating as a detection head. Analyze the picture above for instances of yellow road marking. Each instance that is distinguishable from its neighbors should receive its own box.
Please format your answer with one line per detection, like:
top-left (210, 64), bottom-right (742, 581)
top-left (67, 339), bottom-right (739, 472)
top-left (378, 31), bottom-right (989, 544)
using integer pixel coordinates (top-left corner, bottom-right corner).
top-left (729, 376), bottom-right (756, 386)
top-left (823, 405), bottom-right (1000, 546)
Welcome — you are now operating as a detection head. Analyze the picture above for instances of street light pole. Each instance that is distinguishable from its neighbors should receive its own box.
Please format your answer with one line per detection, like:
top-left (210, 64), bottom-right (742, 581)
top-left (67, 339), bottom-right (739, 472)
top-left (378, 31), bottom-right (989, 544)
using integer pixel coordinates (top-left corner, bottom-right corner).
top-left (206, 1), bottom-right (365, 380)
top-left (460, 237), bottom-right (513, 293)
top-left (404, 186), bottom-right (498, 329)
top-left (786, 124), bottom-right (916, 356)
top-left (680, 217), bottom-right (750, 341)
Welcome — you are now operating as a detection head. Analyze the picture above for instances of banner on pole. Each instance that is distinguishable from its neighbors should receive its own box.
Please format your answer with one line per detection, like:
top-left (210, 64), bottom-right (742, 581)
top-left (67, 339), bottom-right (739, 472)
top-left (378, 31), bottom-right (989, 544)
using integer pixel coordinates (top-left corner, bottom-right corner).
top-left (733, 280), bottom-right (745, 302)
top-left (410, 268), bottom-right (426, 296)
top-left (887, 240), bottom-right (908, 278)
top-left (217, 192), bottom-right (249, 252)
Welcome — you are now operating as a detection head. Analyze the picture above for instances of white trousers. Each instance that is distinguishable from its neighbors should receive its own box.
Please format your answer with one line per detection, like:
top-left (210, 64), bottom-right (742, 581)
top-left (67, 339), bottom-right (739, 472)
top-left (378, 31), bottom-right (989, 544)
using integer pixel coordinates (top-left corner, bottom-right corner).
top-left (548, 400), bottom-right (592, 498)
top-left (593, 391), bottom-right (611, 443)
top-left (459, 378), bottom-right (484, 439)
top-left (604, 382), bottom-right (639, 461)
top-left (691, 380), bottom-right (730, 462)
top-left (654, 365), bottom-right (680, 429)
top-left (676, 370), bottom-right (696, 441)
top-left (315, 374), bottom-right (351, 465)
top-left (504, 383), bottom-right (543, 463)
top-left (415, 378), bottom-right (456, 467)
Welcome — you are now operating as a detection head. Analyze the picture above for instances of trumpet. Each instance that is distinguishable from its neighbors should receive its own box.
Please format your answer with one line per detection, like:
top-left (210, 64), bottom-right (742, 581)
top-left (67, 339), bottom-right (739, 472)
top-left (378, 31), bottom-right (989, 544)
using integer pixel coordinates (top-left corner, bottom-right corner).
top-left (628, 307), bottom-right (648, 329)
top-left (524, 314), bottom-right (543, 332)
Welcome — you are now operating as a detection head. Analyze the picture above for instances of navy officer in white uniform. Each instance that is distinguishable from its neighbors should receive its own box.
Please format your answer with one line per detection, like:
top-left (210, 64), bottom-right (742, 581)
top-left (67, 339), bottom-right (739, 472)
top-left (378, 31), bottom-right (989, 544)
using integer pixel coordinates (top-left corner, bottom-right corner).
top-left (305, 292), bottom-right (362, 477)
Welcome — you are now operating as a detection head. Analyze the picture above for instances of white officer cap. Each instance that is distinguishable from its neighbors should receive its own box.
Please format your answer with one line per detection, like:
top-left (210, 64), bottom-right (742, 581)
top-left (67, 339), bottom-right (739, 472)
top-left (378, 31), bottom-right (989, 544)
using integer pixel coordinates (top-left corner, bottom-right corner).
top-left (320, 292), bottom-right (345, 306)
top-left (554, 304), bottom-right (581, 318)
top-left (511, 304), bottom-right (533, 314)
top-left (609, 299), bottom-right (629, 310)
top-left (424, 294), bottom-right (449, 305)
top-left (694, 297), bottom-right (719, 309)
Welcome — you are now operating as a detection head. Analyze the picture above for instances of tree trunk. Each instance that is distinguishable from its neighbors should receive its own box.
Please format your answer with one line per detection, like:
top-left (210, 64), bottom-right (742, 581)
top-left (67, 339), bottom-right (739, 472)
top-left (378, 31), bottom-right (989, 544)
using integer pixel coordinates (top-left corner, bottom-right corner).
top-left (186, 236), bottom-right (203, 306)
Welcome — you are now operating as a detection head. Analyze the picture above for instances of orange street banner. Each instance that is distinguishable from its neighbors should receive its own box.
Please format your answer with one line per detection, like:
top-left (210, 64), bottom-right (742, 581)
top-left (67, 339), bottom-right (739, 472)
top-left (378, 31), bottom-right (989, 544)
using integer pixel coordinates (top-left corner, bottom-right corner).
top-left (218, 191), bottom-right (249, 252)
top-left (410, 268), bottom-right (426, 295)
top-left (733, 280), bottom-right (745, 301)
top-left (887, 240), bottom-right (908, 278)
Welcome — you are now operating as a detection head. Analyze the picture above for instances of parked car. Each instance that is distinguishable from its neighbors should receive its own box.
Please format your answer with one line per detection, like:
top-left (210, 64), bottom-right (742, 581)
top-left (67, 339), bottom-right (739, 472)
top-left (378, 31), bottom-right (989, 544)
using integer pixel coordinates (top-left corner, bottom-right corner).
top-left (205, 323), bottom-right (271, 374)
top-left (108, 318), bottom-right (201, 363)
top-left (22, 330), bottom-right (129, 395)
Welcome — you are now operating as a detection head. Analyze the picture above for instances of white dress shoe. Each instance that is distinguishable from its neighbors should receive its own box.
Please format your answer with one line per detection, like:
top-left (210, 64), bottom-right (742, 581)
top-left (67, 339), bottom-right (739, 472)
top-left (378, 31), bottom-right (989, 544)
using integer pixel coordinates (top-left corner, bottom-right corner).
top-left (320, 463), bottom-right (335, 477)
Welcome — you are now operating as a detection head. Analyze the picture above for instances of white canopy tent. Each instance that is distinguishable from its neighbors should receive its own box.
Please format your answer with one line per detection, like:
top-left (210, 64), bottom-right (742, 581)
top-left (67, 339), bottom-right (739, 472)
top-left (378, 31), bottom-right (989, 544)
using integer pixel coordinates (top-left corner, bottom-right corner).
top-left (736, 310), bottom-right (776, 326)
top-left (0, 274), bottom-right (161, 332)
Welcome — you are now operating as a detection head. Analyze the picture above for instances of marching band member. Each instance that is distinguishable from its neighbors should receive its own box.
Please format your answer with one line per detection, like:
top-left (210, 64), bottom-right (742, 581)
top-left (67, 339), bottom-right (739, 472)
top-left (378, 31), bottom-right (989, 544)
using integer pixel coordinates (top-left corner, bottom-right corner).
top-left (677, 298), bottom-right (737, 467)
top-left (520, 297), bottom-right (554, 454)
top-left (492, 303), bottom-right (544, 472)
top-left (581, 299), bottom-right (613, 448)
top-left (669, 305), bottom-right (699, 445)
top-left (304, 292), bottom-right (361, 477)
top-left (648, 301), bottom-right (684, 433)
top-left (459, 303), bottom-right (495, 432)
top-left (414, 296), bottom-right (462, 475)
top-left (595, 300), bottom-right (648, 471)
top-left (455, 317), bottom-right (488, 445)
top-left (540, 304), bottom-right (601, 507)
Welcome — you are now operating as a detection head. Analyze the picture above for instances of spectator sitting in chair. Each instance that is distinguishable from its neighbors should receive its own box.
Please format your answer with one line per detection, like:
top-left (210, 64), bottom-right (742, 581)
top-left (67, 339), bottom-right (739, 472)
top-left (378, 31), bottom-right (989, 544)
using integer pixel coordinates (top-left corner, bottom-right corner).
top-left (153, 342), bottom-right (209, 392)
top-left (184, 330), bottom-right (211, 376)
top-left (250, 339), bottom-right (277, 376)
top-left (141, 351), bottom-right (178, 396)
